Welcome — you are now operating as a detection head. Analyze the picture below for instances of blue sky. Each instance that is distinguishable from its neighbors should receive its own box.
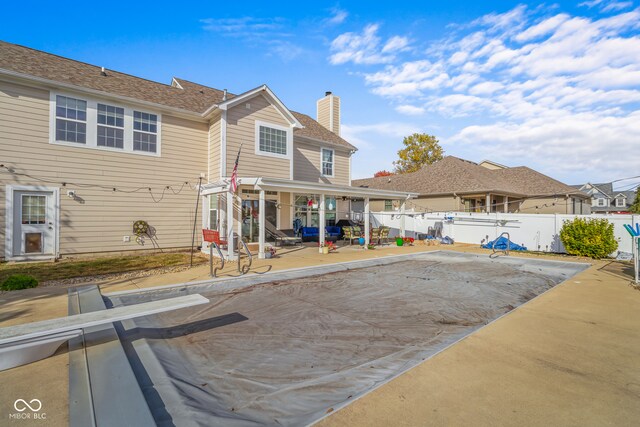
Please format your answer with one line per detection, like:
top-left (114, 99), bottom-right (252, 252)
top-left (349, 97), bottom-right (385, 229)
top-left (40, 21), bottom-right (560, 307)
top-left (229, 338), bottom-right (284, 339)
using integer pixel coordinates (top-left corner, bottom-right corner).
top-left (2, 1), bottom-right (639, 189)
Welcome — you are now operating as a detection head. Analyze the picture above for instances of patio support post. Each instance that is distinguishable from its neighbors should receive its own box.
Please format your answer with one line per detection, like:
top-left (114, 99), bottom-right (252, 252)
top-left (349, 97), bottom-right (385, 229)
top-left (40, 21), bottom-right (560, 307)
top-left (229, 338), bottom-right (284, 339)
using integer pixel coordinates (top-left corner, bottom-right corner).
top-left (237, 194), bottom-right (242, 251)
top-left (364, 196), bottom-right (370, 246)
top-left (258, 189), bottom-right (265, 259)
top-left (226, 192), bottom-right (236, 260)
top-left (400, 199), bottom-right (406, 238)
top-left (504, 196), bottom-right (509, 213)
top-left (319, 193), bottom-right (326, 245)
top-left (486, 193), bottom-right (491, 213)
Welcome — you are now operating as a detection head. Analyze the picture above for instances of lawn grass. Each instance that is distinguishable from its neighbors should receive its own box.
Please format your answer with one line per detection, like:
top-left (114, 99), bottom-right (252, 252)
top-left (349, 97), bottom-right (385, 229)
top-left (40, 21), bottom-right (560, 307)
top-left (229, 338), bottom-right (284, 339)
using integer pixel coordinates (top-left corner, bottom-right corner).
top-left (0, 252), bottom-right (206, 284)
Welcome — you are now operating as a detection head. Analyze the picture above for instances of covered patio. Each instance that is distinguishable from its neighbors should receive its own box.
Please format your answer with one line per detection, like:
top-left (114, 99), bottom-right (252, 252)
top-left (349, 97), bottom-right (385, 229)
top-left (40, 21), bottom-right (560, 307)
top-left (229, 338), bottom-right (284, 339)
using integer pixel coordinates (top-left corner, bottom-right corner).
top-left (201, 177), bottom-right (417, 260)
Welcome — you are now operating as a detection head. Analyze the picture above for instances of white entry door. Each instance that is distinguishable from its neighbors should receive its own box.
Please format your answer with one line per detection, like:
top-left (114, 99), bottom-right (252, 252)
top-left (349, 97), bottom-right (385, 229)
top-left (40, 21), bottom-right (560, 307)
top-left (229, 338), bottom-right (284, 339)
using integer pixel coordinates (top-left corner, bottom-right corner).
top-left (12, 189), bottom-right (56, 257)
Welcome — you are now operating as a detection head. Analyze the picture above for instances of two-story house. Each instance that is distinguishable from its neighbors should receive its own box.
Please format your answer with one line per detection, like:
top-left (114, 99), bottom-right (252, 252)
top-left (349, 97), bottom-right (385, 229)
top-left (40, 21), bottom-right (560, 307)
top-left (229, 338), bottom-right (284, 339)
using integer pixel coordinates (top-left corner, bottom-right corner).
top-left (572, 182), bottom-right (636, 214)
top-left (0, 41), bottom-right (414, 261)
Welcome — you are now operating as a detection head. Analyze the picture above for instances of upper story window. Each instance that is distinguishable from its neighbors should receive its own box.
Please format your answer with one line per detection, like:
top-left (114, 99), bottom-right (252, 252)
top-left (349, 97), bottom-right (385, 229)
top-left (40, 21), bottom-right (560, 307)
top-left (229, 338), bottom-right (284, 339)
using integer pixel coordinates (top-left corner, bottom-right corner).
top-left (259, 126), bottom-right (287, 155)
top-left (97, 104), bottom-right (124, 149)
top-left (255, 121), bottom-right (290, 159)
top-left (133, 111), bottom-right (158, 153)
top-left (55, 96), bottom-right (87, 144)
top-left (50, 93), bottom-right (161, 156)
top-left (321, 148), bottom-right (334, 177)
top-left (596, 198), bottom-right (606, 207)
top-left (616, 197), bottom-right (626, 207)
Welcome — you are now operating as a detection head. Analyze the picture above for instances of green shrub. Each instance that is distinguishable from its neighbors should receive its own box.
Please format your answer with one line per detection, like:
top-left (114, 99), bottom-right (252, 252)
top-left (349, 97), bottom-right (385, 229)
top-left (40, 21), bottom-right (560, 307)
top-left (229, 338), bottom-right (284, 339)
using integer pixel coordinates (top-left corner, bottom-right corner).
top-left (1, 274), bottom-right (39, 291)
top-left (559, 217), bottom-right (618, 259)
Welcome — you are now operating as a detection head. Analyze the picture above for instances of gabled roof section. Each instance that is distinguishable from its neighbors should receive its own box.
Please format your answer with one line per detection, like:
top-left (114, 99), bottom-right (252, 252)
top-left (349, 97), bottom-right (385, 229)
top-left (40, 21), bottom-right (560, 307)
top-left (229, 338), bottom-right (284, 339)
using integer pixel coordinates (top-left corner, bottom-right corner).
top-left (353, 156), bottom-right (585, 198)
top-left (0, 40), bottom-right (358, 150)
top-left (215, 84), bottom-right (303, 128)
top-left (292, 112), bottom-right (357, 151)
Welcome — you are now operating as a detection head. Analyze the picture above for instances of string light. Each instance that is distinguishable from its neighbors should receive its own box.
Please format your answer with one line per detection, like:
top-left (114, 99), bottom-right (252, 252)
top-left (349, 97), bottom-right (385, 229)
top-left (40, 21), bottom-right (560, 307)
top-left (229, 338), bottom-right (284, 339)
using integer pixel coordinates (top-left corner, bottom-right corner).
top-left (1, 164), bottom-right (195, 203)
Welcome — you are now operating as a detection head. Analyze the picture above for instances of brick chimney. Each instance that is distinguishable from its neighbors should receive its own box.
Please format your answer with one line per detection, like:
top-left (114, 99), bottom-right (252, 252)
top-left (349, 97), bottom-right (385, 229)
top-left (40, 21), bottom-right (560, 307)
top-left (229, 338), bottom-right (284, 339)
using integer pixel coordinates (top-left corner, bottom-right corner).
top-left (316, 91), bottom-right (340, 136)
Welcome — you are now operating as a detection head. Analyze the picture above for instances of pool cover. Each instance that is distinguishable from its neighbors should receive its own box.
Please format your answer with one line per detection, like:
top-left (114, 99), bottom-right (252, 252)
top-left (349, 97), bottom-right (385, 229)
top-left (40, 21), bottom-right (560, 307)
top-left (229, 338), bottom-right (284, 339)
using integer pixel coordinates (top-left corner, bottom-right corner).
top-left (108, 252), bottom-right (588, 426)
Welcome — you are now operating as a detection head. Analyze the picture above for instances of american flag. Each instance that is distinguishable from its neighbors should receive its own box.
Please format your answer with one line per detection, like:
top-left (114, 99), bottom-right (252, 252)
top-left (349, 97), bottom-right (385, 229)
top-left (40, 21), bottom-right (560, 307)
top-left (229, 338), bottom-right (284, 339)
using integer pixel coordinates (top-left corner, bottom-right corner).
top-left (229, 144), bottom-right (242, 194)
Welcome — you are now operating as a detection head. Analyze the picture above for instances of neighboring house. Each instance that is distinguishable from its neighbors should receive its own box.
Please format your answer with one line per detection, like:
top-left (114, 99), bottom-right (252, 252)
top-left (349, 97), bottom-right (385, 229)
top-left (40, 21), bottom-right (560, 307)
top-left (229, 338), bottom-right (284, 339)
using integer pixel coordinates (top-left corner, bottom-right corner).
top-left (571, 182), bottom-right (636, 214)
top-left (0, 41), bottom-right (414, 260)
top-left (353, 156), bottom-right (591, 214)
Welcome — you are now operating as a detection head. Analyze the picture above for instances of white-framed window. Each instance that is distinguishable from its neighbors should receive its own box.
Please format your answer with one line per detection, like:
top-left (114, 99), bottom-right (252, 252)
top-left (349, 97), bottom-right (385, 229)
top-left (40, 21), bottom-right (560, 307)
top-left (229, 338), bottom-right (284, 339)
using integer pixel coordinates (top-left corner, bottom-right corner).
top-left (133, 111), bottom-right (158, 153)
top-left (55, 95), bottom-right (87, 144)
top-left (254, 120), bottom-right (291, 159)
top-left (321, 148), bottom-right (334, 177)
top-left (616, 197), bottom-right (626, 207)
top-left (597, 198), bottom-right (606, 207)
top-left (97, 104), bottom-right (124, 149)
top-left (384, 200), bottom-right (393, 211)
top-left (50, 92), bottom-right (161, 156)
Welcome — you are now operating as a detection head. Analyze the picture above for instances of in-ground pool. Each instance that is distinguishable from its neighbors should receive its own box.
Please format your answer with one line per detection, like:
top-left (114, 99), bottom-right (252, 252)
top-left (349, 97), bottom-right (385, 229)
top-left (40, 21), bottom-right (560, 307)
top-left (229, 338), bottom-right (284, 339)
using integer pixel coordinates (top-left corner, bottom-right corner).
top-left (106, 251), bottom-right (588, 426)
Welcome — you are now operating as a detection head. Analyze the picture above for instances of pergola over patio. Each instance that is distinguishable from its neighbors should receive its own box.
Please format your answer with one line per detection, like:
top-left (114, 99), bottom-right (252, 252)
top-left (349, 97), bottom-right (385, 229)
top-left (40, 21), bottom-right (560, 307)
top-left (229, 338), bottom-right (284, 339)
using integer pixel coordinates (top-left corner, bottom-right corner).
top-left (201, 177), bottom-right (418, 259)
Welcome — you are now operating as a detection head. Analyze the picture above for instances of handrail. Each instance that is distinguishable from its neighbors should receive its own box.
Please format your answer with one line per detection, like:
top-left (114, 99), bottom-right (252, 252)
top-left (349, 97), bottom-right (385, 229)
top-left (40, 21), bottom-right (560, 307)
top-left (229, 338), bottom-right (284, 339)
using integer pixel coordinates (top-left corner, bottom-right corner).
top-left (208, 242), bottom-right (225, 278)
top-left (236, 236), bottom-right (252, 275)
top-left (490, 232), bottom-right (511, 258)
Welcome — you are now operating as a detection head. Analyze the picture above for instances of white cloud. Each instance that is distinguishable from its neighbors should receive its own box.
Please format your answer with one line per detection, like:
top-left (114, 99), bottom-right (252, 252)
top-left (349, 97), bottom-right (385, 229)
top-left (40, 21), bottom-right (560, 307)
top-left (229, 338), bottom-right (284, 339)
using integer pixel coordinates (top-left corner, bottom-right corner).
top-left (329, 24), bottom-right (410, 65)
top-left (325, 7), bottom-right (348, 25)
top-left (579, 0), bottom-right (634, 13)
top-left (330, 4), bottom-right (640, 182)
top-left (382, 36), bottom-right (410, 53)
top-left (395, 105), bottom-right (425, 115)
top-left (200, 17), bottom-right (287, 37)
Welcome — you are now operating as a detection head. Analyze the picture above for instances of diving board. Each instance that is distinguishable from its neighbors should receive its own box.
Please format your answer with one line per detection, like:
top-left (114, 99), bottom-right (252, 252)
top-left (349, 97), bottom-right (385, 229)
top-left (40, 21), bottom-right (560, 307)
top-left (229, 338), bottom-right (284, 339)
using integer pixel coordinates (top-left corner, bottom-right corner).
top-left (0, 293), bottom-right (209, 371)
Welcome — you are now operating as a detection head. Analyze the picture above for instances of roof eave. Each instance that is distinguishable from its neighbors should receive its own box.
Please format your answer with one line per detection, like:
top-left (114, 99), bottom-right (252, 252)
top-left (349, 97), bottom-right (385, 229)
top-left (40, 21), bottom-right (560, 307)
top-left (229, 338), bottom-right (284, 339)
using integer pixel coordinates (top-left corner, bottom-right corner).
top-left (295, 135), bottom-right (357, 152)
top-left (0, 68), bottom-right (206, 120)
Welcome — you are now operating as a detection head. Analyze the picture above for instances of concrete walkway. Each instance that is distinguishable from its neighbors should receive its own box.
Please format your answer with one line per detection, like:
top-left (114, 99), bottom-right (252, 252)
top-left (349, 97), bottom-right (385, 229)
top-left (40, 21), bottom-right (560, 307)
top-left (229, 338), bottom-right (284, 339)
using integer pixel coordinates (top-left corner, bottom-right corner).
top-left (0, 245), bottom-right (637, 426)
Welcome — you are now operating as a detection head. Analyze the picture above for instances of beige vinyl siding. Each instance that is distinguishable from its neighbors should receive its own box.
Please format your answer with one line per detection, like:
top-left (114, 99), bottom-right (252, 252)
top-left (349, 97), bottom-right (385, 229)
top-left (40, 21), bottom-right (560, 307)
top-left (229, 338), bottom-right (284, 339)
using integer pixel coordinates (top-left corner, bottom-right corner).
top-left (0, 80), bottom-right (208, 258)
top-left (279, 192), bottom-right (292, 229)
top-left (225, 94), bottom-right (290, 179)
top-left (518, 197), bottom-right (575, 214)
top-left (332, 96), bottom-right (340, 136)
top-left (293, 140), bottom-right (350, 186)
top-left (208, 113), bottom-right (221, 181)
top-left (317, 97), bottom-right (330, 132)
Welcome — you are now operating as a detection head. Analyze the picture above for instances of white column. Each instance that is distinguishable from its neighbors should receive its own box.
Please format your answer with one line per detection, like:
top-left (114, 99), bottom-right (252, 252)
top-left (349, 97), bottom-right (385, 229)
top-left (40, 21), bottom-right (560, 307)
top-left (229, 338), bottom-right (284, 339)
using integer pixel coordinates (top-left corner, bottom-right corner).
top-left (258, 189), bottom-right (265, 259)
top-left (400, 199), bottom-right (406, 238)
top-left (486, 193), bottom-right (491, 213)
top-left (226, 192), bottom-right (235, 260)
top-left (319, 194), bottom-right (326, 244)
top-left (504, 196), bottom-right (509, 213)
top-left (364, 196), bottom-right (370, 245)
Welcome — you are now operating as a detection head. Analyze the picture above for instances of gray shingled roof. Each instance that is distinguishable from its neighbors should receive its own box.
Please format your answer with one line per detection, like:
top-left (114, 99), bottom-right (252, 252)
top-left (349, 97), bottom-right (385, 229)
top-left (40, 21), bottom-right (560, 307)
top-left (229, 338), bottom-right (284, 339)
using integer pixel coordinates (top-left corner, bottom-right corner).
top-left (0, 41), bottom-right (356, 150)
top-left (353, 156), bottom-right (586, 198)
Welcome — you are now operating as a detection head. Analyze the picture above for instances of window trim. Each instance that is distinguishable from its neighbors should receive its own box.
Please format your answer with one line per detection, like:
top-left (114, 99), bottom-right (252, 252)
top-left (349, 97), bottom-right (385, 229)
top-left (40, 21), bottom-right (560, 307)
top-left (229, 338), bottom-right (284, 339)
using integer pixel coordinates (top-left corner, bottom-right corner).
top-left (616, 197), bottom-right (626, 207)
top-left (320, 147), bottom-right (335, 178)
top-left (254, 120), bottom-right (292, 160)
top-left (49, 91), bottom-right (162, 157)
top-left (596, 198), bottom-right (606, 207)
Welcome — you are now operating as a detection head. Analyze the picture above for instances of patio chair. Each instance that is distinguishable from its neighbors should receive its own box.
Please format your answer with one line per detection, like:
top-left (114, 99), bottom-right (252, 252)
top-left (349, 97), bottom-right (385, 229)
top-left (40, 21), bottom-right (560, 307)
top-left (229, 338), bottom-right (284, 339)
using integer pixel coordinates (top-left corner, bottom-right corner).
top-left (342, 226), bottom-right (358, 245)
top-left (352, 226), bottom-right (362, 239)
top-left (379, 226), bottom-right (390, 245)
top-left (265, 222), bottom-right (302, 246)
top-left (370, 227), bottom-right (381, 245)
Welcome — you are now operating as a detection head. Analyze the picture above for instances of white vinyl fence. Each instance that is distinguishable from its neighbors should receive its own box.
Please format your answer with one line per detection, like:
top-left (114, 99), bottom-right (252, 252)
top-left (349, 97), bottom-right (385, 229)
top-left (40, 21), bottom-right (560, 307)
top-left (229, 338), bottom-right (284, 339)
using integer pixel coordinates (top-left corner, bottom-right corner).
top-left (370, 211), bottom-right (640, 255)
